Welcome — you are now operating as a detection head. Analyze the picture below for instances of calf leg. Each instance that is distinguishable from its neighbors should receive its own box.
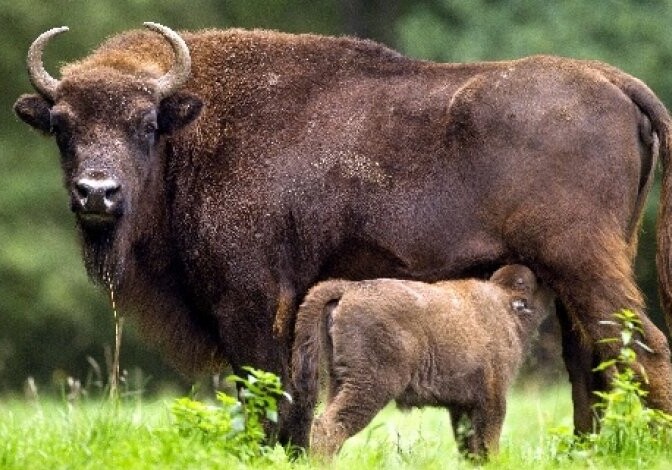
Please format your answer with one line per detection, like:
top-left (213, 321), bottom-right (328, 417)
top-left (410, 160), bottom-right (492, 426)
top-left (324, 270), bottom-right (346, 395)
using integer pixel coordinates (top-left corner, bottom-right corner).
top-left (310, 384), bottom-right (390, 457)
top-left (450, 395), bottom-right (505, 459)
top-left (469, 397), bottom-right (506, 458)
top-left (449, 406), bottom-right (474, 456)
top-left (310, 410), bottom-right (350, 457)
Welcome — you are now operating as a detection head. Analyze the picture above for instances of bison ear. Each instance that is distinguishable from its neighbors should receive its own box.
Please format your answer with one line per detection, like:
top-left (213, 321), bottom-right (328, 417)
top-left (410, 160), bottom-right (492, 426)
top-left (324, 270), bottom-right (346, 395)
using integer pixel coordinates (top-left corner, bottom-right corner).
top-left (158, 91), bottom-right (203, 134)
top-left (14, 94), bottom-right (52, 134)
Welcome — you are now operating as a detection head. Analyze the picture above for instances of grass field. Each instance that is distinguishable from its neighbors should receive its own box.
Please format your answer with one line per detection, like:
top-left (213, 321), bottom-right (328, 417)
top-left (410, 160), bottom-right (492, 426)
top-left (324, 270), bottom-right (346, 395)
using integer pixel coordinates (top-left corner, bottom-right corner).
top-left (4, 378), bottom-right (670, 469)
top-left (0, 384), bottom-right (644, 469)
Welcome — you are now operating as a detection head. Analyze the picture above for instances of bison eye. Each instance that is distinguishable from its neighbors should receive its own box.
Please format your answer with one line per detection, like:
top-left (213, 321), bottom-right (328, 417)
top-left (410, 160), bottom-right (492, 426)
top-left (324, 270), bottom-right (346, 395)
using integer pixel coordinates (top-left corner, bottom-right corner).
top-left (142, 121), bottom-right (157, 137)
top-left (49, 113), bottom-right (73, 151)
top-left (138, 110), bottom-right (159, 147)
top-left (49, 113), bottom-right (63, 135)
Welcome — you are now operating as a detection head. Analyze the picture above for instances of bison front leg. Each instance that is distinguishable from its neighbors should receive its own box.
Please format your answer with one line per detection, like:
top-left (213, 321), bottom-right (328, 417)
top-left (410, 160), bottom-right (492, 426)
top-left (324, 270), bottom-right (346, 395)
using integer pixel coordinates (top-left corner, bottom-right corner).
top-left (274, 284), bottom-right (317, 449)
top-left (278, 382), bottom-right (315, 448)
top-left (230, 351), bottom-right (314, 449)
top-left (216, 294), bottom-right (313, 448)
top-left (271, 319), bottom-right (316, 449)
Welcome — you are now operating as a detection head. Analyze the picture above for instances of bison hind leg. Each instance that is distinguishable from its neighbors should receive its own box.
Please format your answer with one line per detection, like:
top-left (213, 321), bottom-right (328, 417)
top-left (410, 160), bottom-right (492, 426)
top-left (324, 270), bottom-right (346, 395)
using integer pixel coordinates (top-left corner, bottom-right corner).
top-left (556, 301), bottom-right (605, 433)
top-left (522, 226), bottom-right (672, 431)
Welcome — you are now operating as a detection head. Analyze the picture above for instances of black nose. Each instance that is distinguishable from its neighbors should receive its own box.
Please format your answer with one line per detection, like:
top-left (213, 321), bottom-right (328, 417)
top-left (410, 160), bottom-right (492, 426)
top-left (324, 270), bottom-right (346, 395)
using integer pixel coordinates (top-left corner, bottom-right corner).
top-left (73, 177), bottom-right (122, 215)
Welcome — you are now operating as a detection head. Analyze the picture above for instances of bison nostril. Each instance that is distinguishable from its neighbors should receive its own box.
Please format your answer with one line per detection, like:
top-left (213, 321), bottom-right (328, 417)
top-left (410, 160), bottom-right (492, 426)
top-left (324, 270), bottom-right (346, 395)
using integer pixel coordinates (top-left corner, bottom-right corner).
top-left (105, 184), bottom-right (121, 200)
top-left (75, 181), bottom-right (92, 200)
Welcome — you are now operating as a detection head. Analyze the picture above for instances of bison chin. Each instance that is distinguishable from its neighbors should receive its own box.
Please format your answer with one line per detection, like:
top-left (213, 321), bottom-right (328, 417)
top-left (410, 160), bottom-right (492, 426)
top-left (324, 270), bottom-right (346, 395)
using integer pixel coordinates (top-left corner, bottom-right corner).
top-left (79, 221), bottom-right (125, 288)
top-left (77, 213), bottom-right (120, 231)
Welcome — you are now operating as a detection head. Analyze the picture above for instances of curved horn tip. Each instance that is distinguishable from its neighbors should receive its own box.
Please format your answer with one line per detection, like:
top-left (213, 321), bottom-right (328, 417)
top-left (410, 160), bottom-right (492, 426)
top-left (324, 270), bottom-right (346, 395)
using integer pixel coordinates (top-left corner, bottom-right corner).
top-left (143, 22), bottom-right (170, 33)
top-left (142, 22), bottom-right (191, 100)
top-left (27, 26), bottom-right (70, 101)
top-left (30, 26), bottom-right (70, 46)
top-left (37, 26), bottom-right (70, 36)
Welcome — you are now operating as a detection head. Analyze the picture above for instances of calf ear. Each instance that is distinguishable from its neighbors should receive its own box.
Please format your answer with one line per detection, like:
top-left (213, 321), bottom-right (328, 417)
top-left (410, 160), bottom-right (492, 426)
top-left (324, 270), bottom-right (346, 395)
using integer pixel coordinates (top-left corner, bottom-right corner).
top-left (158, 91), bottom-right (203, 134)
top-left (14, 94), bottom-right (52, 134)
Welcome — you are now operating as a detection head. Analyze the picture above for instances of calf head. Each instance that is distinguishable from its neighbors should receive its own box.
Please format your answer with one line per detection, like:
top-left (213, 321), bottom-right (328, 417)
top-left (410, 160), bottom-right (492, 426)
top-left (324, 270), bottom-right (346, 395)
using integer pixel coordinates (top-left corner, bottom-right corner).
top-left (490, 264), bottom-right (555, 318)
top-left (14, 23), bottom-right (202, 282)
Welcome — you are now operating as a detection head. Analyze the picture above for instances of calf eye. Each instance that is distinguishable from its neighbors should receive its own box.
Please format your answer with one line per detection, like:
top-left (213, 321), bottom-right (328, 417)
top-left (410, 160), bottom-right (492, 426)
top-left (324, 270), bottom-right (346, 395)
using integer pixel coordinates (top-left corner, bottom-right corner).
top-left (511, 298), bottom-right (529, 312)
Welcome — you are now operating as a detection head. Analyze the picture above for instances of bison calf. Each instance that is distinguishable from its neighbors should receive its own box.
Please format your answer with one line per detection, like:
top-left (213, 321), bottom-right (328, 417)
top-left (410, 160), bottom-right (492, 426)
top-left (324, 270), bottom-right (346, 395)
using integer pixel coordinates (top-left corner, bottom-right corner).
top-left (292, 265), bottom-right (554, 458)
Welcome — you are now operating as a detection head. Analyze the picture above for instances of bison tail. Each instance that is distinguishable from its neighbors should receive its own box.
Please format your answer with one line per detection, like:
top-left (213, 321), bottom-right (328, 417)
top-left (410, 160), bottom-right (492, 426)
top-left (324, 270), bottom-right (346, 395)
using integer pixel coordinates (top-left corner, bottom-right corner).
top-left (621, 78), bottom-right (672, 333)
top-left (596, 62), bottom-right (672, 331)
top-left (607, 68), bottom-right (672, 332)
top-left (655, 112), bottom-right (672, 332)
top-left (291, 280), bottom-right (350, 401)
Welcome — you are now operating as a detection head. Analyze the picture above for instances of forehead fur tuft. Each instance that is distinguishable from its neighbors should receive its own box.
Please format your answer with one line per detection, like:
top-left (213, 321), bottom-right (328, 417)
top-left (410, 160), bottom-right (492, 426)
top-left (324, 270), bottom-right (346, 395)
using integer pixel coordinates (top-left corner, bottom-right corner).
top-left (61, 30), bottom-right (175, 80)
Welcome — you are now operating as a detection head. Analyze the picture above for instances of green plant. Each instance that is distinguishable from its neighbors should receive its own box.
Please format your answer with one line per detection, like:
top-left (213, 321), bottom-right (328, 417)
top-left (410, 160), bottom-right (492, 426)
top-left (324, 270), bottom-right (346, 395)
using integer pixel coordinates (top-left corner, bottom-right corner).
top-left (591, 309), bottom-right (672, 456)
top-left (228, 367), bottom-right (292, 431)
top-left (170, 367), bottom-right (291, 461)
top-left (549, 309), bottom-right (672, 465)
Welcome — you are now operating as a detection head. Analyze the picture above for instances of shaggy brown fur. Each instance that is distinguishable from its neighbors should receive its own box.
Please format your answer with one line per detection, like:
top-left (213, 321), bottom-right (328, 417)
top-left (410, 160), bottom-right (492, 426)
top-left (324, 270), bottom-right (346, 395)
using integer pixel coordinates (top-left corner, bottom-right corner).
top-left (292, 265), bottom-right (554, 458)
top-left (13, 25), bottom-right (672, 445)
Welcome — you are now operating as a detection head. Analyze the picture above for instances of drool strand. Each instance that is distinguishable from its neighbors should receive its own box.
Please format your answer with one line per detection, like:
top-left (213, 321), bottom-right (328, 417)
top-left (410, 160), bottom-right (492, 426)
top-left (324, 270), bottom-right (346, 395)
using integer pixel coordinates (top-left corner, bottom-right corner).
top-left (105, 272), bottom-right (124, 400)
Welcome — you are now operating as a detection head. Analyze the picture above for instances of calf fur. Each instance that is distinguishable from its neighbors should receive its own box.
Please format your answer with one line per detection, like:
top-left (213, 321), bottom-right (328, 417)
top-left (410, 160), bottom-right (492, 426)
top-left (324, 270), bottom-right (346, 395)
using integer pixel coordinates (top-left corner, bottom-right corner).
top-left (292, 265), bottom-right (554, 457)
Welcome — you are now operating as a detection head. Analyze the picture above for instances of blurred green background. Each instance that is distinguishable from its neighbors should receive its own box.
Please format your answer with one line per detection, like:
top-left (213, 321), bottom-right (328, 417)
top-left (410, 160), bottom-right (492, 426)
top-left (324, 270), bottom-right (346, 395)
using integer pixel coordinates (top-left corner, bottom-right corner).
top-left (2, 0), bottom-right (672, 395)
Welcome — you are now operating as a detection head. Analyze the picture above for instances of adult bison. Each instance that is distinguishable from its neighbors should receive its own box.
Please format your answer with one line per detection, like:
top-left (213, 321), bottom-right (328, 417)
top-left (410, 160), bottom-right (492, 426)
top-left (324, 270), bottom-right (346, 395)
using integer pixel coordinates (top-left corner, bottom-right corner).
top-left (13, 22), bottom-right (672, 445)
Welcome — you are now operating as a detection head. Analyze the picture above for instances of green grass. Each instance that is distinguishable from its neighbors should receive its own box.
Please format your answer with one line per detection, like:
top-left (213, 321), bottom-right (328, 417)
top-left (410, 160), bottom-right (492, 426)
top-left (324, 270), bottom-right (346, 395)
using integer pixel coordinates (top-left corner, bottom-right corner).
top-left (1, 381), bottom-right (670, 469)
top-left (334, 380), bottom-right (573, 469)
top-left (0, 397), bottom-right (287, 469)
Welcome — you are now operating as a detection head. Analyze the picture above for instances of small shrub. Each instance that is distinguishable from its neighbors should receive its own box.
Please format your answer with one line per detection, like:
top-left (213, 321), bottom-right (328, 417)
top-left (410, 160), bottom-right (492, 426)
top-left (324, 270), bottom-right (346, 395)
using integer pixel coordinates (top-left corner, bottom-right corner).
top-left (229, 367), bottom-right (292, 432)
top-left (591, 309), bottom-right (672, 458)
top-left (170, 366), bottom-right (291, 461)
top-left (549, 309), bottom-right (672, 465)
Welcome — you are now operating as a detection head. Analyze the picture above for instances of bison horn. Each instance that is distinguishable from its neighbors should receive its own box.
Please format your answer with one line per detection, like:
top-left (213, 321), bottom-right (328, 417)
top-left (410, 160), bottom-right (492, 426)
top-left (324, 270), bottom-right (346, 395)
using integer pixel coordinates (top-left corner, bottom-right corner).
top-left (26, 26), bottom-right (69, 101)
top-left (144, 22), bottom-right (192, 100)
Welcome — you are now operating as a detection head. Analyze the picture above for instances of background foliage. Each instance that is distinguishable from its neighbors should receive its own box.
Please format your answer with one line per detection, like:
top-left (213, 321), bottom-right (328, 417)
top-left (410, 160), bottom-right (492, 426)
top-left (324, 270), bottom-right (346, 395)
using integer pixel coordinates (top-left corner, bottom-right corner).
top-left (2, 0), bottom-right (672, 394)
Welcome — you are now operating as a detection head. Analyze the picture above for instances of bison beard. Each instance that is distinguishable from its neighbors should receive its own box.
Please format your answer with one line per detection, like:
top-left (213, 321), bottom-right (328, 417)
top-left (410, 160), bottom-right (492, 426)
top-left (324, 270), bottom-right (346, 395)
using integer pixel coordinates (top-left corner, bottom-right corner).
top-left (13, 23), bottom-right (672, 447)
top-left (80, 224), bottom-right (120, 286)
